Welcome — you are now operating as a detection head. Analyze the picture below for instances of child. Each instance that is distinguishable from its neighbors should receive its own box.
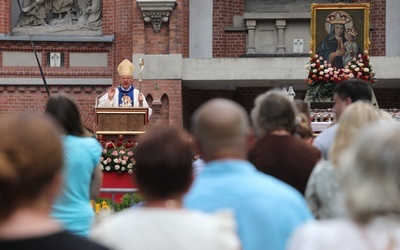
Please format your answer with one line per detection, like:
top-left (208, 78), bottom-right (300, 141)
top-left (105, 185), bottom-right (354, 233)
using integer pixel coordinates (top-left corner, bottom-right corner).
top-left (343, 28), bottom-right (359, 66)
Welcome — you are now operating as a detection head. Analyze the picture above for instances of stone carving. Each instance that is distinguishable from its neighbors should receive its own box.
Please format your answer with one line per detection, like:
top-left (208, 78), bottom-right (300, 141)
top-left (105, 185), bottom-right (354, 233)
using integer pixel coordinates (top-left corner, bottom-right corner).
top-left (142, 12), bottom-right (170, 33)
top-left (14, 0), bottom-right (102, 36)
top-left (136, 0), bottom-right (177, 33)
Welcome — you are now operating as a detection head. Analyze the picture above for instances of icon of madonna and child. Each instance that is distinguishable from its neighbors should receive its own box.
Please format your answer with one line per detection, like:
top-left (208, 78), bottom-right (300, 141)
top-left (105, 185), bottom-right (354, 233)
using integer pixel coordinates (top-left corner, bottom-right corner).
top-left (316, 11), bottom-right (362, 69)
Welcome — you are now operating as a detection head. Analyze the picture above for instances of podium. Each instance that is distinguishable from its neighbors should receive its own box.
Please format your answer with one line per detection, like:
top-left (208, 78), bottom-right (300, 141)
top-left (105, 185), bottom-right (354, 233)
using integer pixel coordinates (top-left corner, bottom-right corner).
top-left (95, 107), bottom-right (149, 135)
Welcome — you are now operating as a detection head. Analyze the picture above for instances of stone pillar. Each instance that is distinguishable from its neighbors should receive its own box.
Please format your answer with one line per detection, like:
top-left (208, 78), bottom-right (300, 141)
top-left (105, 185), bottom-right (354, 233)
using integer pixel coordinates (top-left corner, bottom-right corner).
top-left (246, 19), bottom-right (256, 54)
top-left (276, 19), bottom-right (286, 53)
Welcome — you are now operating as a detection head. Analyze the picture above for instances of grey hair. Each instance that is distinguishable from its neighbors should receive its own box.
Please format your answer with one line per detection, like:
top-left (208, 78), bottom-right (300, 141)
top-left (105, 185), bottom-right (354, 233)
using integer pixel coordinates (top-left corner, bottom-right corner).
top-left (339, 122), bottom-right (400, 223)
top-left (251, 90), bottom-right (297, 137)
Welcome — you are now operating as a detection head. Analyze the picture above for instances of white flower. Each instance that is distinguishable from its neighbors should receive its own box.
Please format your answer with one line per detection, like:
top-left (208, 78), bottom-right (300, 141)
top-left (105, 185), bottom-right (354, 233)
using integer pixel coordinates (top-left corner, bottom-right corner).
top-left (319, 71), bottom-right (324, 75)
top-left (101, 165), bottom-right (104, 170)
top-left (316, 59), bottom-right (320, 63)
top-left (113, 158), bottom-right (119, 163)
top-left (312, 69), bottom-right (317, 73)
top-left (320, 65), bottom-right (324, 69)
top-left (363, 68), bottom-right (370, 72)
top-left (354, 67), bottom-right (360, 72)
top-left (369, 63), bottom-right (373, 67)
top-left (351, 65), bottom-right (356, 69)
top-left (115, 165), bottom-right (120, 170)
top-left (349, 73), bottom-right (355, 78)
top-left (105, 166), bottom-right (111, 171)
top-left (311, 63), bottom-right (316, 67)
top-left (128, 169), bottom-right (133, 174)
top-left (127, 163), bottom-right (133, 169)
top-left (121, 160), bottom-right (127, 165)
top-left (344, 68), bottom-right (350, 73)
top-left (319, 56), bottom-right (323, 60)
top-left (358, 63), bottom-right (364, 67)
top-left (324, 69), bottom-right (329, 74)
top-left (121, 167), bottom-right (126, 171)
top-left (103, 160), bottom-right (108, 165)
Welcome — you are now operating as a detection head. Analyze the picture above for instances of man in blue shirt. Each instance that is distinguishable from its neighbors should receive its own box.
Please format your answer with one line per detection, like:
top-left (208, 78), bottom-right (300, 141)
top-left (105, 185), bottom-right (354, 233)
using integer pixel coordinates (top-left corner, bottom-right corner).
top-left (185, 98), bottom-right (312, 250)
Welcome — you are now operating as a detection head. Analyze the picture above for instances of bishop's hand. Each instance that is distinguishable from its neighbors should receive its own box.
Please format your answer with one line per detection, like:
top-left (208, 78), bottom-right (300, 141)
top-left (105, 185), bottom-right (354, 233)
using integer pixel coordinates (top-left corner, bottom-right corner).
top-left (108, 86), bottom-right (116, 100)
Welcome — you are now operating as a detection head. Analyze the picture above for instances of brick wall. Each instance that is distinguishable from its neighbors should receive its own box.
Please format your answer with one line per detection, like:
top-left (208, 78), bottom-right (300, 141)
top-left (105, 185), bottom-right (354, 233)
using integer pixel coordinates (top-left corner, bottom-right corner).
top-left (182, 0), bottom-right (189, 58)
top-left (213, 0), bottom-right (246, 57)
top-left (0, 85), bottom-right (106, 131)
top-left (355, 0), bottom-right (386, 56)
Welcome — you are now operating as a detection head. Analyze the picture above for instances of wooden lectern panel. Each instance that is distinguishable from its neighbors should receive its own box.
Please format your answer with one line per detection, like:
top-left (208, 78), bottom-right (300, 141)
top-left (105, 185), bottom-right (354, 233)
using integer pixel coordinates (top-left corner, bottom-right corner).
top-left (95, 107), bottom-right (148, 135)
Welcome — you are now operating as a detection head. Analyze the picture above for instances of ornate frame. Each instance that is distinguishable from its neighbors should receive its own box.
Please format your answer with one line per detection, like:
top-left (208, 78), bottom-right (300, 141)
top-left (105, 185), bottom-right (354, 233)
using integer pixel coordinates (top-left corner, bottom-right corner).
top-left (310, 3), bottom-right (370, 53)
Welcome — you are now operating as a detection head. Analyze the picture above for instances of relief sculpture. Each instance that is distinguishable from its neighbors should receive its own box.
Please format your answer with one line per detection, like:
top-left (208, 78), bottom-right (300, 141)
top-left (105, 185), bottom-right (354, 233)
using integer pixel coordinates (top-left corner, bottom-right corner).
top-left (14, 0), bottom-right (102, 36)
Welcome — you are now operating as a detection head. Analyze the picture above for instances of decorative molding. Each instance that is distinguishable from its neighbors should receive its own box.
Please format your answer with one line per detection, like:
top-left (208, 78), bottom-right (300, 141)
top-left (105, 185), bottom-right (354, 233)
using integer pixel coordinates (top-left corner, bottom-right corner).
top-left (137, 0), bottom-right (177, 33)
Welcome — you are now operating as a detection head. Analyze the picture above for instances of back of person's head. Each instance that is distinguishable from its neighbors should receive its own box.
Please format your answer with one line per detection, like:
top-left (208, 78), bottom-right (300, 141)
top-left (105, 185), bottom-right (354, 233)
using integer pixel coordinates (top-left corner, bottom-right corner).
top-left (251, 90), bottom-right (296, 136)
top-left (330, 101), bottom-right (380, 165)
top-left (0, 114), bottom-right (63, 221)
top-left (295, 113), bottom-right (314, 143)
top-left (333, 78), bottom-right (372, 103)
top-left (45, 93), bottom-right (85, 136)
top-left (135, 126), bottom-right (193, 200)
top-left (340, 122), bottom-right (400, 223)
top-left (294, 99), bottom-right (311, 123)
top-left (191, 98), bottom-right (250, 158)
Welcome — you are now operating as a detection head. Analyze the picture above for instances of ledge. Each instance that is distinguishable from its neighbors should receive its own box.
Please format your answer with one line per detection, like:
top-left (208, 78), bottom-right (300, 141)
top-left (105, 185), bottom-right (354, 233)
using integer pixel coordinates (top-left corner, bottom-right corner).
top-left (244, 12), bottom-right (310, 20)
top-left (224, 27), bottom-right (247, 32)
top-left (240, 53), bottom-right (309, 58)
top-left (0, 34), bottom-right (114, 42)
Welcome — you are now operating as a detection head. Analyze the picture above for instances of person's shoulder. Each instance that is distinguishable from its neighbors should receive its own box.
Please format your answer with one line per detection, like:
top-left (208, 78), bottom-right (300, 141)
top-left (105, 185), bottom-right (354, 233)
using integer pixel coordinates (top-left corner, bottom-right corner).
top-left (315, 124), bottom-right (338, 140)
top-left (288, 218), bottom-right (353, 246)
top-left (52, 231), bottom-right (111, 250)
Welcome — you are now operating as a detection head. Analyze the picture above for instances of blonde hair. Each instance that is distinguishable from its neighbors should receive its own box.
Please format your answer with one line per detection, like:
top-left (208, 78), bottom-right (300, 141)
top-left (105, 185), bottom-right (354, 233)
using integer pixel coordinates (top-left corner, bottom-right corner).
top-left (340, 122), bottom-right (400, 223)
top-left (330, 101), bottom-right (380, 165)
top-left (295, 113), bottom-right (313, 140)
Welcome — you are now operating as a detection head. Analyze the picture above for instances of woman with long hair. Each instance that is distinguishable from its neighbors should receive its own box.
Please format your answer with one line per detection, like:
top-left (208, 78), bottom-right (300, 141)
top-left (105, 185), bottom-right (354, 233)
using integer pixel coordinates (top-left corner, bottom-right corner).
top-left (45, 93), bottom-right (103, 237)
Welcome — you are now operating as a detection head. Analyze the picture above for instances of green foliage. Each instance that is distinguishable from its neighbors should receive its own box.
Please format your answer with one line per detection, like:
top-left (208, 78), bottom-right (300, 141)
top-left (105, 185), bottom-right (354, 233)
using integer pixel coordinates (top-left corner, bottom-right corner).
top-left (114, 193), bottom-right (144, 212)
top-left (307, 81), bottom-right (335, 102)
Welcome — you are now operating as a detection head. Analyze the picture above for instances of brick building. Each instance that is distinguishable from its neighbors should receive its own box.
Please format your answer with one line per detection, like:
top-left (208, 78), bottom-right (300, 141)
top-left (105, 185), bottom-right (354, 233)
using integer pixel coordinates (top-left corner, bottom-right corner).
top-left (0, 0), bottom-right (399, 131)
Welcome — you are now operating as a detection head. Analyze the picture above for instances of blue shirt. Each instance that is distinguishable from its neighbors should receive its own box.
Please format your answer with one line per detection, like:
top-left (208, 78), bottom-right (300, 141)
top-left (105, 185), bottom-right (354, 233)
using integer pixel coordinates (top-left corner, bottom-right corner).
top-left (52, 135), bottom-right (102, 237)
top-left (313, 123), bottom-right (338, 160)
top-left (184, 159), bottom-right (312, 250)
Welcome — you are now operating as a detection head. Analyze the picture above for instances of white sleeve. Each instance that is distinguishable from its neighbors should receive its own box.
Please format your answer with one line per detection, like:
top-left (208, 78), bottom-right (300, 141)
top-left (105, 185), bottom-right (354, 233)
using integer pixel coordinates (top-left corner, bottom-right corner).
top-left (98, 92), bottom-right (114, 107)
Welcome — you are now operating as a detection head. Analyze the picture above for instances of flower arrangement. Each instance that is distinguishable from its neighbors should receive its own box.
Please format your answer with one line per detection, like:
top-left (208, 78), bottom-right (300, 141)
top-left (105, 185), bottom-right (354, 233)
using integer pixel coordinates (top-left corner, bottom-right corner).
top-left (305, 50), bottom-right (375, 101)
top-left (91, 194), bottom-right (143, 213)
top-left (97, 135), bottom-right (137, 174)
top-left (91, 199), bottom-right (111, 214)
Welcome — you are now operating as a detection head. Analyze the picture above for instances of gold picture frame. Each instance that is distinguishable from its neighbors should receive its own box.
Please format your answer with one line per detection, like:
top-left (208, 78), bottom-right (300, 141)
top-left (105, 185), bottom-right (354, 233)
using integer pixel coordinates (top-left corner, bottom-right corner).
top-left (310, 3), bottom-right (370, 69)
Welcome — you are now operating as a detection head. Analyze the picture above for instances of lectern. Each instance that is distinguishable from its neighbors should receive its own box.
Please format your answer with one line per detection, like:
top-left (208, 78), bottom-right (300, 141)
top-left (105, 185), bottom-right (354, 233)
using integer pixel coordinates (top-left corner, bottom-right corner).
top-left (95, 107), bottom-right (149, 135)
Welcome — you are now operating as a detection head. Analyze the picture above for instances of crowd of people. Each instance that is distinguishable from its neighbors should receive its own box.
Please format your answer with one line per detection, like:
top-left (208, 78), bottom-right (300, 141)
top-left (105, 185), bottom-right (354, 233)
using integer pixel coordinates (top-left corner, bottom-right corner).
top-left (0, 78), bottom-right (399, 250)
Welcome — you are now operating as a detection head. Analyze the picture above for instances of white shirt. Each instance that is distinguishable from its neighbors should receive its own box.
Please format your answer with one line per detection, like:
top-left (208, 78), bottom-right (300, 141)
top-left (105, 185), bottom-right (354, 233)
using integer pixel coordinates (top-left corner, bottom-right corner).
top-left (90, 208), bottom-right (240, 250)
top-left (287, 216), bottom-right (400, 250)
